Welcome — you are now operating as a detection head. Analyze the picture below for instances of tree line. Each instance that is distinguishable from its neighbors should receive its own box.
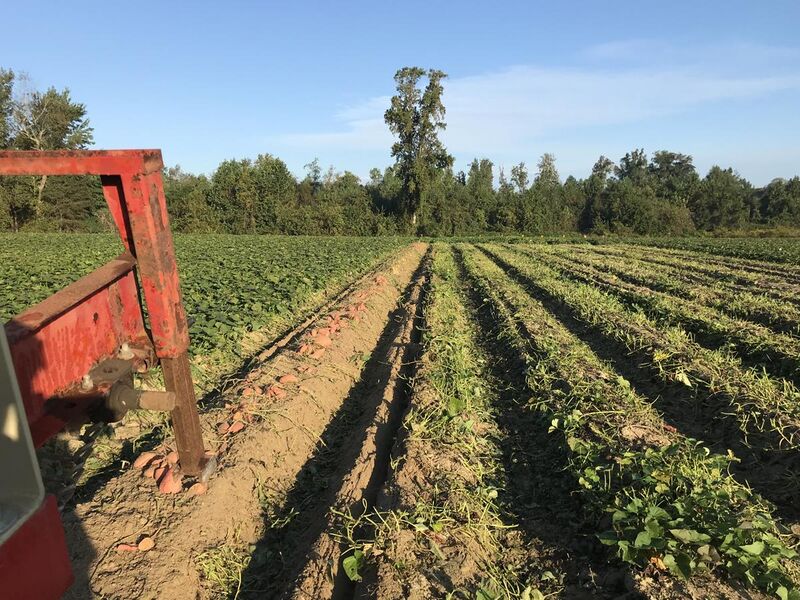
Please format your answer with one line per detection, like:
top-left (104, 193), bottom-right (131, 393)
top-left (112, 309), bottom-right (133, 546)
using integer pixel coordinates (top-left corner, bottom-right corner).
top-left (1, 66), bottom-right (799, 236)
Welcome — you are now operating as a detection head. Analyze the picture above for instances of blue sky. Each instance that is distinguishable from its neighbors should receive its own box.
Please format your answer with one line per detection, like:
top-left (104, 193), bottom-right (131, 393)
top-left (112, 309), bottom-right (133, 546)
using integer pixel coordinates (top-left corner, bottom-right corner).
top-left (2, 1), bottom-right (799, 185)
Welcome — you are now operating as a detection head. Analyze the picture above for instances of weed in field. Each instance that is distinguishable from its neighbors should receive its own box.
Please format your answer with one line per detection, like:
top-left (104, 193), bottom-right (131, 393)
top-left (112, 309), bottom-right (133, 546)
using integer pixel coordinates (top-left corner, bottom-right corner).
top-left (196, 544), bottom-right (252, 599)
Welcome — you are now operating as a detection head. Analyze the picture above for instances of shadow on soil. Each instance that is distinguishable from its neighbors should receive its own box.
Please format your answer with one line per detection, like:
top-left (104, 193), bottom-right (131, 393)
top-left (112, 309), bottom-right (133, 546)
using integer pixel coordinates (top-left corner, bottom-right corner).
top-left (517, 247), bottom-right (800, 388)
top-left (53, 258), bottom-right (398, 512)
top-left (235, 254), bottom-right (429, 600)
top-left (480, 246), bottom-right (800, 522)
top-left (453, 248), bottom-right (636, 599)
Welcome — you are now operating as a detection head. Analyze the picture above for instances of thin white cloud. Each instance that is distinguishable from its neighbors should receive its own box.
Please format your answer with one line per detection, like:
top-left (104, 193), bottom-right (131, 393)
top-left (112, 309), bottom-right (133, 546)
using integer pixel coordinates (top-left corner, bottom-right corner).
top-left (583, 39), bottom-right (800, 67)
top-left (268, 42), bottom-right (800, 176)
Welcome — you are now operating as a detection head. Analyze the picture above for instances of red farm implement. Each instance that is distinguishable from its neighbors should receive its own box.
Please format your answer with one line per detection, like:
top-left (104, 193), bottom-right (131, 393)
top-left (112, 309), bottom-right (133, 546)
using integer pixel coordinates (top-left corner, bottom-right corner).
top-left (0, 150), bottom-right (206, 598)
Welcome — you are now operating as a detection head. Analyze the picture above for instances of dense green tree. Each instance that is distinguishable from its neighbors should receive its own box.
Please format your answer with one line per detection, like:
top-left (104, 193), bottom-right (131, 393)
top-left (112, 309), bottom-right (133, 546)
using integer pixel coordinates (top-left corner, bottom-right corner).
top-left (252, 154), bottom-right (296, 232)
top-left (1, 67), bottom-right (796, 237)
top-left (649, 151), bottom-right (699, 206)
top-left (588, 149), bottom-right (695, 235)
top-left (0, 70), bottom-right (95, 230)
top-left (164, 166), bottom-right (216, 233)
top-left (535, 153), bottom-right (560, 187)
top-left (601, 178), bottom-right (660, 234)
top-left (580, 155), bottom-right (614, 231)
top-left (208, 159), bottom-right (249, 232)
top-left (36, 175), bottom-right (105, 231)
top-left (11, 82), bottom-right (94, 217)
top-left (510, 162), bottom-right (529, 194)
top-left (11, 86), bottom-right (93, 151)
top-left (466, 158), bottom-right (494, 230)
top-left (562, 175), bottom-right (586, 230)
top-left (758, 177), bottom-right (800, 225)
top-left (691, 166), bottom-right (751, 230)
top-left (0, 69), bottom-right (13, 149)
top-left (491, 169), bottom-right (519, 231)
top-left (530, 153), bottom-right (565, 233)
top-left (366, 165), bottom-right (402, 215)
top-left (384, 67), bottom-right (453, 228)
top-left (616, 148), bottom-right (649, 184)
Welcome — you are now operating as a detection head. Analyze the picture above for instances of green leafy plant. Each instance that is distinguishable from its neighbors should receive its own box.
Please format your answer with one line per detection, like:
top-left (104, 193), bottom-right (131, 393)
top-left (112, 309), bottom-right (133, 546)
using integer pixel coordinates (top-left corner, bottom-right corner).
top-left (591, 444), bottom-right (798, 596)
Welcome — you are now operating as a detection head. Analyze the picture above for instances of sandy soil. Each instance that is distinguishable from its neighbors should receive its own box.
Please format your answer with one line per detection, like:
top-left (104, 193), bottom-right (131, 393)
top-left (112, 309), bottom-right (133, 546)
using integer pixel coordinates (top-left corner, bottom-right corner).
top-left (61, 242), bottom-right (427, 600)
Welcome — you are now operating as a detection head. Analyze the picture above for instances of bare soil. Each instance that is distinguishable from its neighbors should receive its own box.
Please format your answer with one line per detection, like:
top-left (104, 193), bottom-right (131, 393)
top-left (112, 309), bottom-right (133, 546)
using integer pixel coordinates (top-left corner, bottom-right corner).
top-left (60, 242), bottom-right (427, 600)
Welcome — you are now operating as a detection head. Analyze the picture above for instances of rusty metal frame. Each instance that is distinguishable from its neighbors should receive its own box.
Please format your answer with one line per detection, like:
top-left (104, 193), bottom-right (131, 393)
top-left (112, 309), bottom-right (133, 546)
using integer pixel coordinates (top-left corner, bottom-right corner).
top-left (0, 149), bottom-right (204, 475)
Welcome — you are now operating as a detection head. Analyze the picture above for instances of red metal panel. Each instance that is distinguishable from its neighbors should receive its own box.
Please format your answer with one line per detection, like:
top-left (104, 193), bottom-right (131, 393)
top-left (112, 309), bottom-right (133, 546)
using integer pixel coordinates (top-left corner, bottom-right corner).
top-left (100, 175), bottom-right (134, 252)
top-left (0, 149), bottom-right (208, 595)
top-left (5, 261), bottom-right (148, 446)
top-left (1, 148), bottom-right (204, 470)
top-left (0, 496), bottom-right (73, 599)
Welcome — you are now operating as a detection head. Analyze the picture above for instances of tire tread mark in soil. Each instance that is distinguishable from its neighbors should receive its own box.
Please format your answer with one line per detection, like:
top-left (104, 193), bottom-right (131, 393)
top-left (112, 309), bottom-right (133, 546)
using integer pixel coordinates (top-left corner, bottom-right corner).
top-left (477, 245), bottom-right (800, 521)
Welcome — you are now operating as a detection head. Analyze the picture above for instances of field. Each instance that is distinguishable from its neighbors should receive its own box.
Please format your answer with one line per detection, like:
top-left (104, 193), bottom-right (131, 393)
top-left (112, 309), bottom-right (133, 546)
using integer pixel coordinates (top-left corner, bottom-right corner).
top-left (603, 236), bottom-right (800, 264)
top-left (3, 234), bottom-right (800, 599)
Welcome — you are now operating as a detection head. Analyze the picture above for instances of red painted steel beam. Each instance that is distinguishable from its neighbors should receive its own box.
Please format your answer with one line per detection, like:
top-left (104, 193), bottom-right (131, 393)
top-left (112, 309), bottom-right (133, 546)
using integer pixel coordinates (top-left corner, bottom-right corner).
top-left (0, 149), bottom-right (163, 177)
top-left (5, 252), bottom-right (137, 343)
top-left (120, 169), bottom-right (190, 358)
top-left (1, 149), bottom-right (205, 473)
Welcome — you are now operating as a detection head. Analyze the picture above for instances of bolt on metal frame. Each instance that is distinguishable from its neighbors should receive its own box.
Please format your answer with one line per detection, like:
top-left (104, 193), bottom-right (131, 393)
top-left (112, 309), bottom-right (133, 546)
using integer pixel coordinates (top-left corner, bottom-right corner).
top-left (0, 149), bottom-right (205, 474)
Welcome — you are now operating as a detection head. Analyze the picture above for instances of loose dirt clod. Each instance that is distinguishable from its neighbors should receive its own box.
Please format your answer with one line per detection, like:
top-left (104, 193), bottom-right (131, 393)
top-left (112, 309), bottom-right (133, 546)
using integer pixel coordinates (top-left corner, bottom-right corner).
top-left (278, 373), bottom-right (298, 384)
top-left (314, 335), bottom-right (331, 348)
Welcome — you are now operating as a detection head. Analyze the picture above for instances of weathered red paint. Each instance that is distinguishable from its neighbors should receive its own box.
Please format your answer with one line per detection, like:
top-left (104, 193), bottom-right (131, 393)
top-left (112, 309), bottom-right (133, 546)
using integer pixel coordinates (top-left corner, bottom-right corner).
top-left (0, 150), bottom-right (206, 598)
top-left (0, 149), bottom-right (163, 177)
top-left (119, 169), bottom-right (190, 357)
top-left (7, 262), bottom-right (148, 446)
top-left (0, 496), bottom-right (73, 599)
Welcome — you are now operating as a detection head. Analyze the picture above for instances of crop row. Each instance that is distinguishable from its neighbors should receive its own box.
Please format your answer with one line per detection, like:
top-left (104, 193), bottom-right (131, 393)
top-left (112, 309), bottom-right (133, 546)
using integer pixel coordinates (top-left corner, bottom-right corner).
top-left (623, 244), bottom-right (800, 282)
top-left (458, 245), bottom-right (799, 597)
top-left (0, 233), bottom-right (406, 358)
top-left (346, 245), bottom-right (550, 597)
top-left (545, 244), bottom-right (800, 336)
top-left (602, 236), bottom-right (800, 266)
top-left (521, 244), bottom-right (800, 381)
top-left (584, 243), bottom-right (800, 305)
top-left (482, 244), bottom-right (800, 463)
